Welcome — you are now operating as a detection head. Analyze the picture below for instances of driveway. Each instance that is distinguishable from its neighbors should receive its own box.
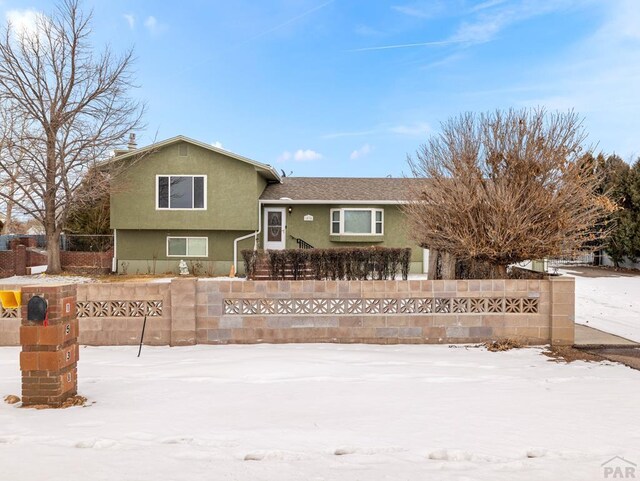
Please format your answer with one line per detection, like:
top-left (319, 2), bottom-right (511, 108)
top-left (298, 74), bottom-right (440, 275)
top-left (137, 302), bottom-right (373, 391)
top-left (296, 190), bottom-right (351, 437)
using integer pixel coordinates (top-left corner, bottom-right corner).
top-left (560, 266), bottom-right (640, 343)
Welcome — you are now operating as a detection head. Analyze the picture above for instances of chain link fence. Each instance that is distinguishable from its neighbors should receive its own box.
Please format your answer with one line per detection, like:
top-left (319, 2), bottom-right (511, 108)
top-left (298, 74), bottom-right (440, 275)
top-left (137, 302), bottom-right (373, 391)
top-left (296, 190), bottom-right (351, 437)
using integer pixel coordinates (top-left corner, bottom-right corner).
top-left (0, 234), bottom-right (113, 252)
top-left (548, 252), bottom-right (595, 274)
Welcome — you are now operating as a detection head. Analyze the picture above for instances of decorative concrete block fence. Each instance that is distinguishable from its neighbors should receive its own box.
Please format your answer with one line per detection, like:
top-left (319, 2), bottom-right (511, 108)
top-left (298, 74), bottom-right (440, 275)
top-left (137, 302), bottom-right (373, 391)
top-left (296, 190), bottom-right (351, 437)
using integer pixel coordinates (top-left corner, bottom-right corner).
top-left (0, 276), bottom-right (575, 347)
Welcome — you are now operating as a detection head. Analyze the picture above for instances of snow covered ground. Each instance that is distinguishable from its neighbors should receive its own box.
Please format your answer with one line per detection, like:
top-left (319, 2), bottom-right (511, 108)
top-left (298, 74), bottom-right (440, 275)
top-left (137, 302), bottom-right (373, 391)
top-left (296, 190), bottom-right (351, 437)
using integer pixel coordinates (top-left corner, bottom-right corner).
top-left (1, 344), bottom-right (639, 481)
top-left (0, 273), bottom-right (95, 284)
top-left (562, 268), bottom-right (640, 342)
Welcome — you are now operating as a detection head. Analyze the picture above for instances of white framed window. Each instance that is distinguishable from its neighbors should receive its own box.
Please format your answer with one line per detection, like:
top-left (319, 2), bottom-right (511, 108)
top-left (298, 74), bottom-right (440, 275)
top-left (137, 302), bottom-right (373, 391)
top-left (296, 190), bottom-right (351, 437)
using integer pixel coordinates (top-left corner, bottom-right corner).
top-left (331, 210), bottom-right (340, 234)
top-left (166, 237), bottom-right (208, 257)
top-left (157, 175), bottom-right (206, 210)
top-left (329, 208), bottom-right (384, 235)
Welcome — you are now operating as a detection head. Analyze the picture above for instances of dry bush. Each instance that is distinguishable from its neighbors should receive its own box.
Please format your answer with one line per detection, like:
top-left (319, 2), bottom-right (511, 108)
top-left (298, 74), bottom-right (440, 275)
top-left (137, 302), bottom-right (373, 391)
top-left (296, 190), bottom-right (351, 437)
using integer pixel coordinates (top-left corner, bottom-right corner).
top-left (241, 249), bottom-right (259, 278)
top-left (404, 108), bottom-right (613, 278)
top-left (3, 394), bottom-right (19, 404)
top-left (484, 338), bottom-right (524, 352)
top-left (250, 247), bottom-right (412, 281)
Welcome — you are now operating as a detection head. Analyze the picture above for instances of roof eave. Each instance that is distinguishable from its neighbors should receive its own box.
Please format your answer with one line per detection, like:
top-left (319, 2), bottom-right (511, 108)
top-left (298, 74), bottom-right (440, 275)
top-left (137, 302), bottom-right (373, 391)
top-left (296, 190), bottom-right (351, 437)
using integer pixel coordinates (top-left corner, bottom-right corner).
top-left (106, 135), bottom-right (282, 182)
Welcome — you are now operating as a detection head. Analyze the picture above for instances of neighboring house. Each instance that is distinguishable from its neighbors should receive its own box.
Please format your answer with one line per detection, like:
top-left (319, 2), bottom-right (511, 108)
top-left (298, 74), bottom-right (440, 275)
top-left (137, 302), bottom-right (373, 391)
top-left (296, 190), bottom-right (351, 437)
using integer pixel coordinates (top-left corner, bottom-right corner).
top-left (109, 135), bottom-right (427, 275)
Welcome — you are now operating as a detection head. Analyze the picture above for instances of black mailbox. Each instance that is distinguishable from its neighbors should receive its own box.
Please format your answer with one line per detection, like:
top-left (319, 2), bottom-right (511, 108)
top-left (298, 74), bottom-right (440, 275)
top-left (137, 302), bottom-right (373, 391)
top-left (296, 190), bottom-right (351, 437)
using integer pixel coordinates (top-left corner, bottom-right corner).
top-left (27, 295), bottom-right (48, 323)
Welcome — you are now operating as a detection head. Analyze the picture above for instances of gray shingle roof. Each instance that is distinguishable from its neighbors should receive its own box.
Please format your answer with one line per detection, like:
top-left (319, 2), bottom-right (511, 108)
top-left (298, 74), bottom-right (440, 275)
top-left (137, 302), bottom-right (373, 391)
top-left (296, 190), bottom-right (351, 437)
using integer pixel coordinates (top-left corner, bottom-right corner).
top-left (259, 177), bottom-right (424, 202)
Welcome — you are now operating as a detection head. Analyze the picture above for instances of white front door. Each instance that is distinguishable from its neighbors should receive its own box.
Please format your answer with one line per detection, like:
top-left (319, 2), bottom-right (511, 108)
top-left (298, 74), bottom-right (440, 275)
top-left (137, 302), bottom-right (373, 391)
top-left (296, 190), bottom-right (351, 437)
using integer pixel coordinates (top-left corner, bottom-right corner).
top-left (264, 208), bottom-right (286, 250)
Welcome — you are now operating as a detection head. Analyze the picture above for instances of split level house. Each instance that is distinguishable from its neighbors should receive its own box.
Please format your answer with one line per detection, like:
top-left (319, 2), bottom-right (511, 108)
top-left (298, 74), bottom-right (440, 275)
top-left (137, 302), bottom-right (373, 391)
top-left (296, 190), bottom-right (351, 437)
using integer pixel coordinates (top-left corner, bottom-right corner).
top-left (109, 135), bottom-right (428, 275)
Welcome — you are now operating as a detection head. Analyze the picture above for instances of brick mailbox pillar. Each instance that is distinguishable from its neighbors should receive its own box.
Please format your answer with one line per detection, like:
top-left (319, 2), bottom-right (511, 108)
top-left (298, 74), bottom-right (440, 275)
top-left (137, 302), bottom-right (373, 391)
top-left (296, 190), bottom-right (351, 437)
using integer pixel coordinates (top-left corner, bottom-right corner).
top-left (19, 284), bottom-right (79, 407)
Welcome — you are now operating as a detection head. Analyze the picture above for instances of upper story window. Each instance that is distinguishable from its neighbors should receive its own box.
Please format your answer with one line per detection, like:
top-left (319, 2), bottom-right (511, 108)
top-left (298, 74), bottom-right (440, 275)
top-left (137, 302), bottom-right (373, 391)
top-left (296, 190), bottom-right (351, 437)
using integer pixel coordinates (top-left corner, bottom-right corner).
top-left (157, 175), bottom-right (206, 210)
top-left (330, 208), bottom-right (384, 235)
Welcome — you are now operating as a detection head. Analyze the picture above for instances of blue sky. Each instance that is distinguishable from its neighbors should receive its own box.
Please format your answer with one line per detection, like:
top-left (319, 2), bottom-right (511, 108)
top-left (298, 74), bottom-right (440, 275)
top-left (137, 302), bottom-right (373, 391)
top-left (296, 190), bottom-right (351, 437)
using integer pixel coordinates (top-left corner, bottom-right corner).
top-left (3, 0), bottom-right (640, 176)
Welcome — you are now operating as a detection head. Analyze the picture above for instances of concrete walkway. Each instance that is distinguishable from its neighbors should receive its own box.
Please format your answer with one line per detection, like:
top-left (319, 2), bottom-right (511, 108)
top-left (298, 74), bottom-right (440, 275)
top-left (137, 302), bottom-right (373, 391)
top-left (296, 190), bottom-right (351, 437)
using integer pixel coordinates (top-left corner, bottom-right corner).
top-left (574, 325), bottom-right (640, 371)
top-left (575, 324), bottom-right (639, 347)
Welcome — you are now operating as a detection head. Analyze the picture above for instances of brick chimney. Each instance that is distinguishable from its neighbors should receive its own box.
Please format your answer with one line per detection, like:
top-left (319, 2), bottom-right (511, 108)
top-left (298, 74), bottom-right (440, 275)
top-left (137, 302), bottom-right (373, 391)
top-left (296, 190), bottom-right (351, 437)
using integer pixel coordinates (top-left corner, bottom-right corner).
top-left (127, 133), bottom-right (137, 150)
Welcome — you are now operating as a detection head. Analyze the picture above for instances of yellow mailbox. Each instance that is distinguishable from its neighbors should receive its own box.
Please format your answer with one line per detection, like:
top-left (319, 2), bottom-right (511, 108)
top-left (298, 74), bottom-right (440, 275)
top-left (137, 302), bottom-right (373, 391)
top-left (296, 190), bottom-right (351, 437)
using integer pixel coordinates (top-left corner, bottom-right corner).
top-left (0, 290), bottom-right (21, 309)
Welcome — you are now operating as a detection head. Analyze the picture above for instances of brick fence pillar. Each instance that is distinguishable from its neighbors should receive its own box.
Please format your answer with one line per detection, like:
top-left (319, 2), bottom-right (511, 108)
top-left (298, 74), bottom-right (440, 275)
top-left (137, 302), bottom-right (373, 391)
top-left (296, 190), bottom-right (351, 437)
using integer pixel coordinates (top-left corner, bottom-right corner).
top-left (19, 284), bottom-right (79, 407)
top-left (549, 276), bottom-right (575, 346)
top-left (170, 278), bottom-right (197, 346)
top-left (14, 245), bottom-right (26, 276)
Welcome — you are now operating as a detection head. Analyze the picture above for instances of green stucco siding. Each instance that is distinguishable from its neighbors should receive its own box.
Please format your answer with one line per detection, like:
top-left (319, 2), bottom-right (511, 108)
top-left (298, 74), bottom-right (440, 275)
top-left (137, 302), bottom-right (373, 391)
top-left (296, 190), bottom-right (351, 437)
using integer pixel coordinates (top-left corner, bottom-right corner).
top-left (116, 229), bottom-right (255, 275)
top-left (265, 204), bottom-right (424, 267)
top-left (111, 141), bottom-right (264, 231)
top-left (117, 229), bottom-right (255, 260)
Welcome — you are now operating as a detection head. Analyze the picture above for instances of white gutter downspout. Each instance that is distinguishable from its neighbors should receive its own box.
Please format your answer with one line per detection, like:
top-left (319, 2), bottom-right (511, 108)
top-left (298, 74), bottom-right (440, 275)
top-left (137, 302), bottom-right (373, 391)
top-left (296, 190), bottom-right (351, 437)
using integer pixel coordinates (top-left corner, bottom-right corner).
top-left (233, 201), bottom-right (263, 273)
top-left (112, 228), bottom-right (117, 273)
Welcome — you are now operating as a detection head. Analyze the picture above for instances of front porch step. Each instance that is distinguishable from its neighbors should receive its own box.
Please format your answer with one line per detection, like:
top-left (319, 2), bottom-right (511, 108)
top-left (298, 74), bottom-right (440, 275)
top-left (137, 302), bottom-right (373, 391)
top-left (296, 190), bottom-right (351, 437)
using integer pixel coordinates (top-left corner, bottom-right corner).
top-left (248, 250), bottom-right (316, 280)
top-left (252, 268), bottom-right (315, 280)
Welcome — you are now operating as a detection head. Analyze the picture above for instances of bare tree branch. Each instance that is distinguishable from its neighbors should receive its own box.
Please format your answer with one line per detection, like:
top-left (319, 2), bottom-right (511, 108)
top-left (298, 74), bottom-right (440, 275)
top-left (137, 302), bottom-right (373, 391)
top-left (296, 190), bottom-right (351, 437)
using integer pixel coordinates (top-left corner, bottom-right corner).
top-left (403, 108), bottom-right (613, 279)
top-left (0, 0), bottom-right (145, 272)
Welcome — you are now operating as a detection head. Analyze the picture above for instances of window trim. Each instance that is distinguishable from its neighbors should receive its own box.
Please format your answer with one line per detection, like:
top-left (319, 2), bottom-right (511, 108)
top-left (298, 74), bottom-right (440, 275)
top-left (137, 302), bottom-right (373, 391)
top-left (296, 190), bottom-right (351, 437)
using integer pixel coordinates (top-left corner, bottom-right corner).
top-left (329, 208), bottom-right (384, 236)
top-left (166, 236), bottom-right (209, 257)
top-left (156, 174), bottom-right (207, 211)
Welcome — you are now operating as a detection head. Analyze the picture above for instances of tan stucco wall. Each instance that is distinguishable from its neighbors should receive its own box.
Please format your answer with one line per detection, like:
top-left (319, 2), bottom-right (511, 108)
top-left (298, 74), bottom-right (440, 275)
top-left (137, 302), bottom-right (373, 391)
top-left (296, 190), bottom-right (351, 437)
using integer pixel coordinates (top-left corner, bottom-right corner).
top-left (0, 277), bottom-right (575, 347)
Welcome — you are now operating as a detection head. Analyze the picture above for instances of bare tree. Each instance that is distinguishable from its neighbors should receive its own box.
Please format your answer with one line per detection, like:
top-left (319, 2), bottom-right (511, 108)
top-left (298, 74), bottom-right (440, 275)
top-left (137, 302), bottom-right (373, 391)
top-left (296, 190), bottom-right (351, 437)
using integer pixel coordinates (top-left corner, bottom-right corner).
top-left (0, 0), bottom-right (143, 272)
top-left (0, 109), bottom-right (31, 234)
top-left (403, 108), bottom-right (613, 279)
top-left (0, 164), bottom-right (21, 233)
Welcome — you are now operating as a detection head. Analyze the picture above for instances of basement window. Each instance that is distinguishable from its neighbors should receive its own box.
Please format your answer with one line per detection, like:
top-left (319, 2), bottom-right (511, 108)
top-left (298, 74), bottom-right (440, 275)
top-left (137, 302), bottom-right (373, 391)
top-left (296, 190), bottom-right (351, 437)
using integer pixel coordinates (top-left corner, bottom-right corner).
top-left (167, 237), bottom-right (208, 257)
top-left (329, 208), bottom-right (384, 235)
top-left (157, 175), bottom-right (206, 210)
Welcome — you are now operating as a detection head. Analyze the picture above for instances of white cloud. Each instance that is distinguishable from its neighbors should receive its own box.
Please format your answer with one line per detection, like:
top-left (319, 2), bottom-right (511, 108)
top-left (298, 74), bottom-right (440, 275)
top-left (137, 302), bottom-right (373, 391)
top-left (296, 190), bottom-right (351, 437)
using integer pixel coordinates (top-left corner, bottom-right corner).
top-left (277, 151), bottom-right (291, 163)
top-left (294, 149), bottom-right (322, 161)
top-left (123, 14), bottom-right (135, 30)
top-left (512, 0), bottom-right (640, 158)
top-left (323, 123), bottom-right (431, 139)
top-left (277, 149), bottom-right (323, 163)
top-left (144, 16), bottom-right (157, 30)
top-left (450, 16), bottom-right (504, 44)
top-left (391, 2), bottom-right (445, 19)
top-left (450, 1), bottom-right (582, 46)
top-left (322, 128), bottom-right (378, 139)
top-left (356, 1), bottom-right (582, 52)
top-left (350, 143), bottom-right (372, 160)
top-left (6, 9), bottom-right (43, 36)
top-left (389, 122), bottom-right (431, 137)
top-left (144, 16), bottom-right (166, 34)
top-left (598, 0), bottom-right (640, 40)
top-left (420, 52), bottom-right (465, 70)
top-left (212, 141), bottom-right (224, 150)
top-left (468, 0), bottom-right (507, 13)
